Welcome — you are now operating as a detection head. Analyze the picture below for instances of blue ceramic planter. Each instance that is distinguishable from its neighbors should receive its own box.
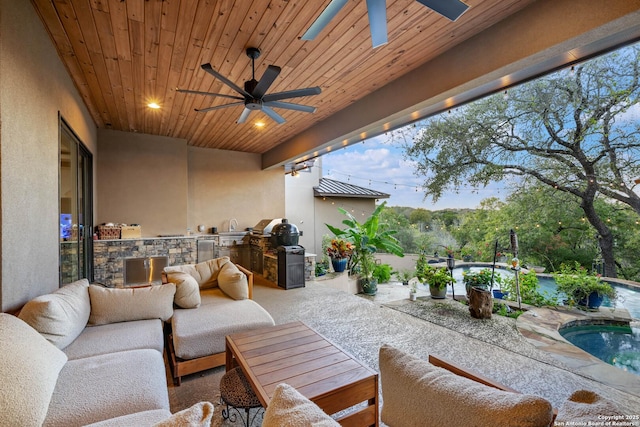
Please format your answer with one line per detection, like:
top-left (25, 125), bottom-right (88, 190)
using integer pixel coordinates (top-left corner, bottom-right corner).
top-left (331, 258), bottom-right (348, 273)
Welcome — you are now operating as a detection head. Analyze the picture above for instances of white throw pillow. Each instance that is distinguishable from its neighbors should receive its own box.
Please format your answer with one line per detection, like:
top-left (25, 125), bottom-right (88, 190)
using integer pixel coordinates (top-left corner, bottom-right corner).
top-left (18, 278), bottom-right (91, 349)
top-left (166, 271), bottom-right (201, 308)
top-left (218, 261), bottom-right (249, 300)
top-left (0, 314), bottom-right (68, 426)
top-left (153, 401), bottom-right (215, 427)
top-left (379, 344), bottom-right (554, 427)
top-left (89, 283), bottom-right (176, 325)
top-left (262, 383), bottom-right (340, 427)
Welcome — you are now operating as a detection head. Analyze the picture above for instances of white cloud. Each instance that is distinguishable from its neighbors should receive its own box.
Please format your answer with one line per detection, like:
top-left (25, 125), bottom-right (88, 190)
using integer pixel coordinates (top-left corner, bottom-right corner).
top-left (322, 134), bottom-right (505, 210)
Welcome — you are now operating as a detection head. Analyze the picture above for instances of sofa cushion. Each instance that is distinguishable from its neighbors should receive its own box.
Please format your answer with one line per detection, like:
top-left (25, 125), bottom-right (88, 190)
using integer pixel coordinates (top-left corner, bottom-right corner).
top-left (379, 345), bottom-right (554, 427)
top-left (171, 292), bottom-right (274, 359)
top-left (218, 261), bottom-right (249, 300)
top-left (0, 313), bottom-right (68, 427)
top-left (165, 271), bottom-right (201, 308)
top-left (263, 383), bottom-right (340, 427)
top-left (18, 278), bottom-right (91, 349)
top-left (164, 257), bottom-right (230, 290)
top-left (556, 390), bottom-right (624, 423)
top-left (88, 283), bottom-right (176, 325)
top-left (44, 348), bottom-right (170, 426)
top-left (64, 318), bottom-right (164, 360)
top-left (153, 401), bottom-right (215, 427)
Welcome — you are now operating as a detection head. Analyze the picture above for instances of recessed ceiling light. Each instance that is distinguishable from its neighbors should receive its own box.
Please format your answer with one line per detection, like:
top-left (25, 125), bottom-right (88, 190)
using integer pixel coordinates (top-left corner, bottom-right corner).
top-left (148, 102), bottom-right (161, 109)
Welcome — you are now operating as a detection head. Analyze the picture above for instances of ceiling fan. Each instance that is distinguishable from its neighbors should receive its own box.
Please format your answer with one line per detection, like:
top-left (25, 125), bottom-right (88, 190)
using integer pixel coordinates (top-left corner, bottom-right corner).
top-left (301, 0), bottom-right (470, 48)
top-left (177, 47), bottom-right (321, 125)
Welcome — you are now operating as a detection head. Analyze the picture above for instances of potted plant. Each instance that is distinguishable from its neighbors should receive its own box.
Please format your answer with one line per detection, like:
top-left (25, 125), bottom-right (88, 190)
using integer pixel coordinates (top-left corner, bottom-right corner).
top-left (395, 269), bottom-right (414, 286)
top-left (326, 238), bottom-right (353, 273)
top-left (326, 201), bottom-right (404, 296)
top-left (553, 262), bottom-right (616, 310)
top-left (359, 253), bottom-right (378, 295)
top-left (460, 247), bottom-right (473, 262)
top-left (491, 274), bottom-right (510, 299)
top-left (409, 281), bottom-right (418, 301)
top-left (373, 263), bottom-right (392, 284)
top-left (418, 265), bottom-right (453, 299)
top-left (462, 268), bottom-right (494, 295)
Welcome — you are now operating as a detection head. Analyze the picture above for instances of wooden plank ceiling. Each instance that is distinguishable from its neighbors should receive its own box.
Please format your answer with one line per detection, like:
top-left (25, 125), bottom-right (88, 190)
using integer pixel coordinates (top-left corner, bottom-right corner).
top-left (31, 0), bottom-right (535, 154)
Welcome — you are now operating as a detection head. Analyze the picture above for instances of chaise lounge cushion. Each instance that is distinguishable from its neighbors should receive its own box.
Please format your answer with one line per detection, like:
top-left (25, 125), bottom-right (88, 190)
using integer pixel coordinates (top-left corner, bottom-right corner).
top-left (379, 344), bottom-right (554, 427)
top-left (165, 271), bottom-right (201, 308)
top-left (18, 278), bottom-right (91, 349)
top-left (88, 283), bottom-right (176, 325)
top-left (262, 383), bottom-right (340, 427)
top-left (0, 314), bottom-right (68, 427)
top-left (171, 288), bottom-right (275, 359)
top-left (63, 318), bottom-right (164, 360)
top-left (44, 348), bottom-right (170, 426)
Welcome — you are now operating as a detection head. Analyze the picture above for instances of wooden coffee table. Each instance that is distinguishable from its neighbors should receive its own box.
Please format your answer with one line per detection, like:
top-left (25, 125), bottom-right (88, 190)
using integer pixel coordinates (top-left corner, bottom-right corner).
top-left (225, 321), bottom-right (379, 426)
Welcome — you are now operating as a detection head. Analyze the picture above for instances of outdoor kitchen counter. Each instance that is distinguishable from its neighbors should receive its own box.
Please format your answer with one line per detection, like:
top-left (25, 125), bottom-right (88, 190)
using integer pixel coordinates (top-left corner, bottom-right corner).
top-left (93, 236), bottom-right (213, 287)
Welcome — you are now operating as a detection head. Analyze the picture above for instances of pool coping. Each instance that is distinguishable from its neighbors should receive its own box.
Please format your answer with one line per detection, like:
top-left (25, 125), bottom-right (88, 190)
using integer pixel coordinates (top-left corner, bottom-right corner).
top-left (516, 305), bottom-right (640, 397)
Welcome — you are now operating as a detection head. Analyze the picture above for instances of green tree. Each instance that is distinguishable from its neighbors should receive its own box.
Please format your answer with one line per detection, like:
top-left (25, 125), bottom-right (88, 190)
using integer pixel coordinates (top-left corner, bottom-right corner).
top-left (403, 45), bottom-right (640, 278)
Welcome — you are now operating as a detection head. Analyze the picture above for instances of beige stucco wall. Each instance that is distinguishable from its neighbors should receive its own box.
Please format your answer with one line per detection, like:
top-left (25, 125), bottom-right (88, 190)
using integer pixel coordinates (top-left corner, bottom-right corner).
top-left (314, 197), bottom-right (376, 261)
top-left (96, 134), bottom-right (285, 238)
top-left (0, 1), bottom-right (97, 311)
top-left (187, 146), bottom-right (284, 233)
top-left (97, 129), bottom-right (188, 237)
top-left (285, 160), bottom-right (322, 255)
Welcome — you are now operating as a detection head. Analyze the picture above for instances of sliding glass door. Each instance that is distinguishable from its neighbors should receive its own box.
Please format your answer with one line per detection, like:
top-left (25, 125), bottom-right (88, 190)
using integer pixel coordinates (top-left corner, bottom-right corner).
top-left (59, 119), bottom-right (93, 285)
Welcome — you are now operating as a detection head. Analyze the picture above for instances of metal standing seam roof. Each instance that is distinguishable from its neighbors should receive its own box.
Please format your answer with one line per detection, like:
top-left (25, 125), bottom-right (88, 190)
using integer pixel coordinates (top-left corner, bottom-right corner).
top-left (313, 178), bottom-right (390, 199)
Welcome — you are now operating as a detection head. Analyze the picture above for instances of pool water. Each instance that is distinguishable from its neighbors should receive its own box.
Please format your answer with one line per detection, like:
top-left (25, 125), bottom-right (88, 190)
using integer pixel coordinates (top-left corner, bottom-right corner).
top-left (559, 324), bottom-right (640, 376)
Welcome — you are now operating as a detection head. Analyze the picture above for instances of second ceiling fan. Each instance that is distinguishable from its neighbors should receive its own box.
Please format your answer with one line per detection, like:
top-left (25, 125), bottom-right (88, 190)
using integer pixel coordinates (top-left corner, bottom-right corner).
top-left (301, 0), bottom-right (470, 48)
top-left (177, 47), bottom-right (321, 125)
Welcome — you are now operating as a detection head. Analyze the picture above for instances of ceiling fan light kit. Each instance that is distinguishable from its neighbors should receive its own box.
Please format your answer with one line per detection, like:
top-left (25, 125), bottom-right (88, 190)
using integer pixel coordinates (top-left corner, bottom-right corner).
top-left (302, 0), bottom-right (470, 49)
top-left (177, 47), bottom-right (321, 125)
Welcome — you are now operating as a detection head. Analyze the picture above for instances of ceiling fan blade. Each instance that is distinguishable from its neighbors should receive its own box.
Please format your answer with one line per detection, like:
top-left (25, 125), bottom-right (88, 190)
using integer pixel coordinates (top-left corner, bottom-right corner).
top-left (262, 86), bottom-right (321, 102)
top-left (416, 0), bottom-right (470, 21)
top-left (237, 108), bottom-right (252, 124)
top-left (176, 88), bottom-right (244, 100)
top-left (253, 65), bottom-right (281, 99)
top-left (300, 0), bottom-right (349, 41)
top-left (201, 63), bottom-right (252, 97)
top-left (262, 106), bottom-right (286, 125)
top-left (264, 101), bottom-right (317, 113)
top-left (366, 0), bottom-right (388, 48)
top-left (194, 101), bottom-right (244, 113)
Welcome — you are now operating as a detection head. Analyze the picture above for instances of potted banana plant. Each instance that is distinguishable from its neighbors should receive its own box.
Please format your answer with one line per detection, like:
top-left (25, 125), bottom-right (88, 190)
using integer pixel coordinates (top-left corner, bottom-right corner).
top-left (326, 201), bottom-right (404, 296)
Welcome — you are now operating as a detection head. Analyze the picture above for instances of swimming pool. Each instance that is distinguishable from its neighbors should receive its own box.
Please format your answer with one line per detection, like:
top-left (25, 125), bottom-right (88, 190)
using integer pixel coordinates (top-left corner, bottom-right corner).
top-left (559, 324), bottom-right (640, 376)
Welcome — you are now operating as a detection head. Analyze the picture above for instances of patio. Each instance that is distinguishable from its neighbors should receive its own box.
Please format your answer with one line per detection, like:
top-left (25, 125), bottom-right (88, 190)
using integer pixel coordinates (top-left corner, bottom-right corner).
top-left (167, 275), bottom-right (640, 425)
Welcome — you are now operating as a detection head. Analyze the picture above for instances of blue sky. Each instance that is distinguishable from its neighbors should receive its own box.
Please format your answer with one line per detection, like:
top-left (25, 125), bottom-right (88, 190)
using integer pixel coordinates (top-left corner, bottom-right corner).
top-left (320, 132), bottom-right (507, 210)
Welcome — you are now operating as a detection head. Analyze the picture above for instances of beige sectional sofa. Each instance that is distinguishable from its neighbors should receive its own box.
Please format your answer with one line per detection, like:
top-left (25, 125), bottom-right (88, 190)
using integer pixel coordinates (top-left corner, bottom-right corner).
top-left (163, 256), bottom-right (275, 384)
top-left (0, 279), bottom-right (213, 427)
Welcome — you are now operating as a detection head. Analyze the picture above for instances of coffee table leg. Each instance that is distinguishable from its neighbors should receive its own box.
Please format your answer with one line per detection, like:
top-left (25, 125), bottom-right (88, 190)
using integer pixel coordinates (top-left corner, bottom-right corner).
top-left (225, 339), bottom-right (235, 371)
